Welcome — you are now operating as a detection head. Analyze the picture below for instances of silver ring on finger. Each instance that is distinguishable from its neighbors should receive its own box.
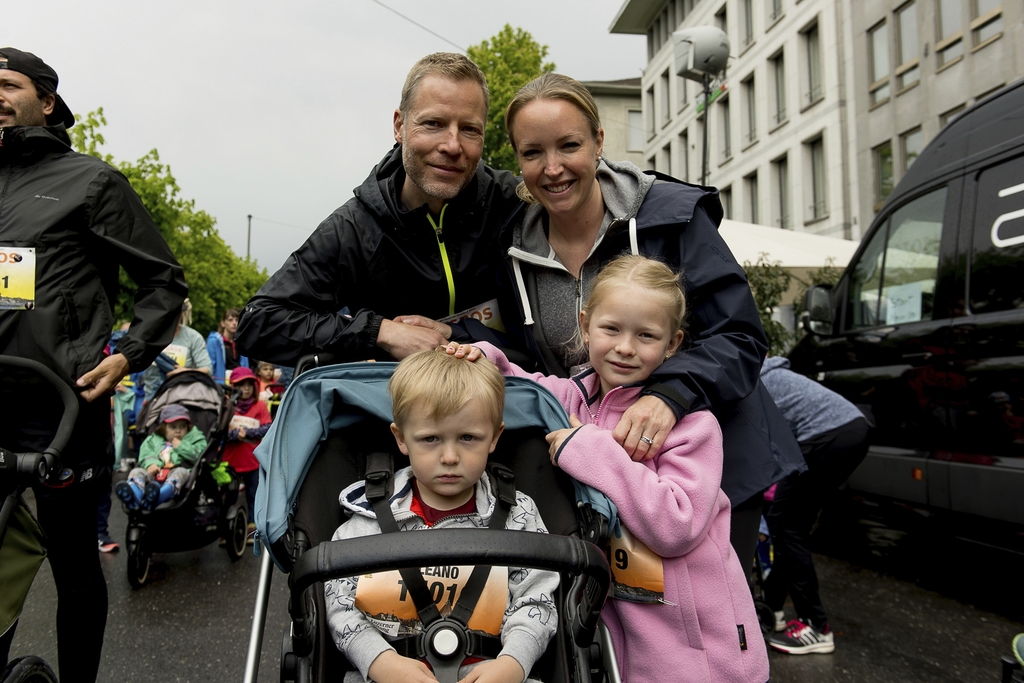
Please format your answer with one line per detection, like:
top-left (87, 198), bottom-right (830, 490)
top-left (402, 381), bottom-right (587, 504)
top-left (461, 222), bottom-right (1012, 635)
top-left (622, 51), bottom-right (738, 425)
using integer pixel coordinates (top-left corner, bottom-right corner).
top-left (640, 435), bottom-right (654, 445)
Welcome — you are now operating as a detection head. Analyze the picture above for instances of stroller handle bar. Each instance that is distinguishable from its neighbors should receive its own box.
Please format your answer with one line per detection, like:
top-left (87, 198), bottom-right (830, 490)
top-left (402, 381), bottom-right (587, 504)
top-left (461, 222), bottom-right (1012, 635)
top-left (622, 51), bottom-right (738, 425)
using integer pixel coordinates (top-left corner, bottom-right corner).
top-left (289, 529), bottom-right (611, 647)
top-left (0, 355), bottom-right (80, 483)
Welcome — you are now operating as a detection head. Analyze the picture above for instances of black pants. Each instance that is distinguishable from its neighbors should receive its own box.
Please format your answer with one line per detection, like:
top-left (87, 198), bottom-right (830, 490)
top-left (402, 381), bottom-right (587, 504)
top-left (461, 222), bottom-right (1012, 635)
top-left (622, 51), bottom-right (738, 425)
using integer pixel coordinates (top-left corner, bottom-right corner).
top-left (730, 489), bottom-right (765, 585)
top-left (764, 417), bottom-right (869, 628)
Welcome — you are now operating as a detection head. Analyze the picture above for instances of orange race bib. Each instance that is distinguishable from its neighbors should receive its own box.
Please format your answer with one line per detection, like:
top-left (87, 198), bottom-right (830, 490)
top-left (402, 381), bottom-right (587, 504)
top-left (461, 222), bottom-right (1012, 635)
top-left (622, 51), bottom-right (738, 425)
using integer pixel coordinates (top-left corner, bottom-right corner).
top-left (354, 565), bottom-right (508, 637)
top-left (439, 298), bottom-right (505, 333)
top-left (606, 527), bottom-right (665, 604)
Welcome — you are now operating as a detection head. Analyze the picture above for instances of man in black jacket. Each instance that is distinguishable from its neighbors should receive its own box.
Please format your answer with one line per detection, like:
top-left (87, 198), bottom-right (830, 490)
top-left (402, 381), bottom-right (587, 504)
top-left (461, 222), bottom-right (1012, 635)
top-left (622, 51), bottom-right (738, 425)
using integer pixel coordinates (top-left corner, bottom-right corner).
top-left (0, 48), bottom-right (187, 682)
top-left (236, 53), bottom-right (520, 365)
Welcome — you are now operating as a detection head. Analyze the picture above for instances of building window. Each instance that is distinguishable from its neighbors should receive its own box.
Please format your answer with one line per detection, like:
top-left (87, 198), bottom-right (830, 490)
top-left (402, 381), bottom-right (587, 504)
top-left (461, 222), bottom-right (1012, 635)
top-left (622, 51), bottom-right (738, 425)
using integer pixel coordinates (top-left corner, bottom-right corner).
top-left (972, 0), bottom-right (1002, 47)
top-left (679, 130), bottom-right (690, 182)
top-left (715, 5), bottom-right (728, 36)
top-left (720, 96), bottom-right (732, 162)
top-left (802, 20), bottom-right (823, 106)
top-left (662, 142), bottom-right (673, 177)
top-left (721, 186), bottom-right (733, 220)
top-left (807, 136), bottom-right (827, 220)
top-left (874, 141), bottom-right (895, 208)
top-left (742, 0), bottom-right (754, 46)
top-left (896, 3), bottom-right (920, 90)
top-left (745, 172), bottom-right (760, 224)
top-left (869, 21), bottom-right (891, 106)
top-left (660, 70), bottom-right (671, 128)
top-left (646, 86), bottom-right (655, 139)
top-left (936, 0), bottom-right (964, 66)
top-left (677, 0), bottom-right (688, 22)
top-left (742, 75), bottom-right (757, 144)
top-left (667, 2), bottom-right (676, 32)
top-left (677, 76), bottom-right (688, 110)
top-left (647, 155), bottom-right (656, 172)
top-left (901, 127), bottom-right (924, 171)
top-left (769, 0), bottom-right (783, 24)
top-left (627, 110), bottom-right (644, 152)
top-left (773, 155), bottom-right (790, 229)
top-left (939, 104), bottom-right (965, 128)
top-left (647, 26), bottom-right (655, 61)
top-left (653, 17), bottom-right (663, 54)
top-left (770, 50), bottom-right (787, 125)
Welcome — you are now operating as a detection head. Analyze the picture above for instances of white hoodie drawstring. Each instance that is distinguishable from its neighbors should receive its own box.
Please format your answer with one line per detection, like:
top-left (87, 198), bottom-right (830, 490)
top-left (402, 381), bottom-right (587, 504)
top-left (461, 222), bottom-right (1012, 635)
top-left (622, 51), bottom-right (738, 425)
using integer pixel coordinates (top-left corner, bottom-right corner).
top-left (512, 256), bottom-right (534, 325)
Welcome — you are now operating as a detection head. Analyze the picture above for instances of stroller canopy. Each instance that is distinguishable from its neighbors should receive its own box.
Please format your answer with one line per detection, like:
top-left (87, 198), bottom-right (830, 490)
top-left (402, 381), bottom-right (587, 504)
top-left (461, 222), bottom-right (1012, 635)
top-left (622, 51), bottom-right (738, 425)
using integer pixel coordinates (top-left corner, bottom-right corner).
top-left (254, 362), bottom-right (613, 570)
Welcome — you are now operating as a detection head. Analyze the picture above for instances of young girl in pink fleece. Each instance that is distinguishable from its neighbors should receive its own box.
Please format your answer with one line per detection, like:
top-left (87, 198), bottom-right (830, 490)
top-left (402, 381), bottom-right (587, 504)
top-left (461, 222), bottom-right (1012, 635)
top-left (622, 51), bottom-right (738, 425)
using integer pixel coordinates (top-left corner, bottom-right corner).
top-left (448, 255), bottom-right (769, 683)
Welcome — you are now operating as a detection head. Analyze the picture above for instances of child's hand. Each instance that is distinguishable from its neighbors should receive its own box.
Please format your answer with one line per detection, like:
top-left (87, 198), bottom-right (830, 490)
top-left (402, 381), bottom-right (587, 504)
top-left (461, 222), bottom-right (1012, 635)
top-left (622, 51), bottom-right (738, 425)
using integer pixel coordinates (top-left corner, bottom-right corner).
top-left (367, 650), bottom-right (438, 683)
top-left (457, 655), bottom-right (525, 683)
top-left (171, 437), bottom-right (182, 448)
top-left (146, 464), bottom-right (161, 476)
top-left (546, 414), bottom-right (584, 465)
top-left (237, 427), bottom-right (248, 440)
top-left (443, 342), bottom-right (483, 361)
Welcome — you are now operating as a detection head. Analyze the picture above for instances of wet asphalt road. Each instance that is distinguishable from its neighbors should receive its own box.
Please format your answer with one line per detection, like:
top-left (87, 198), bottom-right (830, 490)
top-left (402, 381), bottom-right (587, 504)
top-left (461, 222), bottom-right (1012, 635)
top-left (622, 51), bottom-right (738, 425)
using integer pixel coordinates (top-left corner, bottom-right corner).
top-left (9, 492), bottom-right (1024, 683)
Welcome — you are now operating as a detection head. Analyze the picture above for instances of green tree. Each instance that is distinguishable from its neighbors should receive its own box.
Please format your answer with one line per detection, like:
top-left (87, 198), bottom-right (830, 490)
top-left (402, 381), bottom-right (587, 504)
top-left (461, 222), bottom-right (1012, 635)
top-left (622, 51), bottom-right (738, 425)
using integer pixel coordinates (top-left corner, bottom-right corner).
top-left (468, 25), bottom-right (555, 172)
top-left (69, 109), bottom-right (267, 335)
top-left (743, 253), bottom-right (792, 356)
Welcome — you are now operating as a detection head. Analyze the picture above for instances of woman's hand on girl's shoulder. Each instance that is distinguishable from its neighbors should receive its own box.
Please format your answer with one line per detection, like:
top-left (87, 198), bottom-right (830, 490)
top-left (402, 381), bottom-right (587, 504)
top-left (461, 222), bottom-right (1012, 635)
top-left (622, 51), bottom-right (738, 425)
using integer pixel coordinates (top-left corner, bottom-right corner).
top-left (546, 414), bottom-right (584, 465)
top-left (613, 395), bottom-right (677, 461)
top-left (443, 342), bottom-right (483, 361)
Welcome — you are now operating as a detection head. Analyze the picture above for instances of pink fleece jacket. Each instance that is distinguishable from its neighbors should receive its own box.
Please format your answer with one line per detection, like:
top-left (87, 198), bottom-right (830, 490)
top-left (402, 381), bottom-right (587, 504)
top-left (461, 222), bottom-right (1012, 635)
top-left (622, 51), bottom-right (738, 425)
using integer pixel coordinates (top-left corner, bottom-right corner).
top-left (477, 343), bottom-right (769, 683)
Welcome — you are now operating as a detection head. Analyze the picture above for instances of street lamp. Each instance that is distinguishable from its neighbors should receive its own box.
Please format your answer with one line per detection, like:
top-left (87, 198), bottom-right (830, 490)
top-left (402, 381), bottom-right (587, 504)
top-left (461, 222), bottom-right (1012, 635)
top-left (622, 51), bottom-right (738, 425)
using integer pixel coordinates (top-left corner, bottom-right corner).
top-left (247, 214), bottom-right (252, 260)
top-left (672, 26), bottom-right (730, 186)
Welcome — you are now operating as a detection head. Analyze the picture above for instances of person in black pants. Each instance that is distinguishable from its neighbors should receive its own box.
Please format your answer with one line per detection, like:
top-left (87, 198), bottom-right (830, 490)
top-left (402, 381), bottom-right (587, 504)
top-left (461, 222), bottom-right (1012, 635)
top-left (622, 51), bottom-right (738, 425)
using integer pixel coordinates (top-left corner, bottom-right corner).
top-left (759, 355), bottom-right (870, 655)
top-left (0, 47), bottom-right (186, 682)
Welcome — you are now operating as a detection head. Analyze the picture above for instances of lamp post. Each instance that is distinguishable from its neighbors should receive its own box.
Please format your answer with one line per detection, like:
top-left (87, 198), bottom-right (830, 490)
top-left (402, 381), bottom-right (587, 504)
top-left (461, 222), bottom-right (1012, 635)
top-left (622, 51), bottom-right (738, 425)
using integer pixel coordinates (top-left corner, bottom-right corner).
top-left (672, 26), bottom-right (730, 186)
top-left (247, 214), bottom-right (252, 260)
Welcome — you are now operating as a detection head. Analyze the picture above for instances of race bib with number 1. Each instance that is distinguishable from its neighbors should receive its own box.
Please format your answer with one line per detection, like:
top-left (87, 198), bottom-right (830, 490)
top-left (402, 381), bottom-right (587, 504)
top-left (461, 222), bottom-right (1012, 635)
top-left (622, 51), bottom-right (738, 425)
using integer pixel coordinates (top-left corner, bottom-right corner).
top-left (0, 247), bottom-right (36, 310)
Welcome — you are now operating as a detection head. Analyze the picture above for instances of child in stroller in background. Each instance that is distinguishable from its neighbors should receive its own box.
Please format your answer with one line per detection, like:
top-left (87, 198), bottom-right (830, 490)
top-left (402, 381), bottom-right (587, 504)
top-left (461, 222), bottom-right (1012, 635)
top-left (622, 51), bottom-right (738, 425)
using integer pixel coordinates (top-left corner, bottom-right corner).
top-left (115, 404), bottom-right (207, 510)
top-left (325, 348), bottom-right (558, 683)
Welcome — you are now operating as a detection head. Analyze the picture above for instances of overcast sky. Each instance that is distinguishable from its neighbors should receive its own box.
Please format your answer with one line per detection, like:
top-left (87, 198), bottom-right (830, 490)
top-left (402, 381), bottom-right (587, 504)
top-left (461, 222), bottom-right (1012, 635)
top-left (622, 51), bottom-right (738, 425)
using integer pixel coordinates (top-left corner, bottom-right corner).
top-left (7, 1), bottom-right (646, 273)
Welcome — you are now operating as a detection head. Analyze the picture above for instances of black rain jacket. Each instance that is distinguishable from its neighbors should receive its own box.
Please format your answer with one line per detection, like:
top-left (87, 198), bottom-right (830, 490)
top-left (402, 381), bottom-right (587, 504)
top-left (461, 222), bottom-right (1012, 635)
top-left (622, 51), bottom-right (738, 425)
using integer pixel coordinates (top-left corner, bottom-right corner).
top-left (235, 144), bottom-right (520, 365)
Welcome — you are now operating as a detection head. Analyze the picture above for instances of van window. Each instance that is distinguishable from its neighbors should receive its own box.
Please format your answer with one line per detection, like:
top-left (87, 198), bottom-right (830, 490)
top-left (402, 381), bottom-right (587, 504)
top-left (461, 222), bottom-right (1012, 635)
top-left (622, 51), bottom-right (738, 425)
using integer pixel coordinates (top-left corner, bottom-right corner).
top-left (846, 187), bottom-right (947, 329)
top-left (970, 155), bottom-right (1024, 314)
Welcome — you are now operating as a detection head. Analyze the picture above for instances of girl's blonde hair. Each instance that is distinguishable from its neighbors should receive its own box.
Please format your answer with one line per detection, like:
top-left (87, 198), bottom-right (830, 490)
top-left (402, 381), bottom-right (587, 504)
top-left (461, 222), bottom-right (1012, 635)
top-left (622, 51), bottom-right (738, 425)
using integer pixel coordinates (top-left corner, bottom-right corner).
top-left (582, 255), bottom-right (687, 337)
top-left (389, 348), bottom-right (505, 431)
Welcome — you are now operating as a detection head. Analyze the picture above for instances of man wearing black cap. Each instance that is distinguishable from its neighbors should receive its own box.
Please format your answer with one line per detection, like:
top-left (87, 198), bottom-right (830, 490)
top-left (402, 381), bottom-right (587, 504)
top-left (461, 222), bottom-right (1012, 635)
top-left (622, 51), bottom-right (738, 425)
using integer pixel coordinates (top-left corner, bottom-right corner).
top-left (0, 48), bottom-right (187, 682)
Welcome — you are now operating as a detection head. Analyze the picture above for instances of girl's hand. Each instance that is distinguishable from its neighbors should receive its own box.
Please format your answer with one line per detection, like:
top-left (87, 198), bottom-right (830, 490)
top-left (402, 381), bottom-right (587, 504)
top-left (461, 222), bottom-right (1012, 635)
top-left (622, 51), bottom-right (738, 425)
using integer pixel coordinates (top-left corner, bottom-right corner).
top-left (546, 414), bottom-right (583, 465)
top-left (171, 437), bottom-right (182, 448)
top-left (443, 342), bottom-right (483, 361)
top-left (237, 427), bottom-right (248, 440)
top-left (146, 464), bottom-right (160, 476)
top-left (613, 395), bottom-right (676, 461)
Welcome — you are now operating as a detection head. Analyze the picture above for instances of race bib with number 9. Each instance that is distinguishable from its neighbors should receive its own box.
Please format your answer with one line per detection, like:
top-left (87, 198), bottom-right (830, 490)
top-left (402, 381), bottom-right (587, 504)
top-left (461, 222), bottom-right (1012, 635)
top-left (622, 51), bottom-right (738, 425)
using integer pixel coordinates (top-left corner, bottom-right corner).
top-left (0, 247), bottom-right (36, 310)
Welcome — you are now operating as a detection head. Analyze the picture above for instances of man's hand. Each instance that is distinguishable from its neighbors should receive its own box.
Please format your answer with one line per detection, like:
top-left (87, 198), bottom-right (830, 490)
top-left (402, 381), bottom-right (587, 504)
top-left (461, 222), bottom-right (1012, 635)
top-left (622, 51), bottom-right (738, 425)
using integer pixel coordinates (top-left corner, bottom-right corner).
top-left (443, 342), bottom-right (483, 361)
top-left (366, 649), bottom-right (438, 683)
top-left (376, 318), bottom-right (449, 360)
top-left (76, 353), bottom-right (130, 402)
top-left (546, 414), bottom-right (583, 465)
top-left (393, 315), bottom-right (452, 340)
top-left (458, 655), bottom-right (525, 683)
top-left (612, 395), bottom-right (677, 461)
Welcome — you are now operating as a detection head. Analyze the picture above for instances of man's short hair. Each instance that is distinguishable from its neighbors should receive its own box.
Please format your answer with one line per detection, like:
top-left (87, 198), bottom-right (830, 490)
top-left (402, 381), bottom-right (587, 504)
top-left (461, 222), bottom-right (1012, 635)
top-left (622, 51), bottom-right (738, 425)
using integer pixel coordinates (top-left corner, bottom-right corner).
top-left (399, 52), bottom-right (489, 120)
top-left (389, 348), bottom-right (504, 431)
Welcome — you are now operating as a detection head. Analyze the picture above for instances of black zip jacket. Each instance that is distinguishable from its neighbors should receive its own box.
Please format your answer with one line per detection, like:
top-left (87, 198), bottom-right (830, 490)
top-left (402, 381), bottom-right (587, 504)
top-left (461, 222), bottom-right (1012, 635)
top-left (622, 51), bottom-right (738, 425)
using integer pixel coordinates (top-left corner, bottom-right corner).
top-left (0, 125), bottom-right (186, 385)
top-left (465, 174), bottom-right (804, 504)
top-left (235, 144), bottom-right (520, 365)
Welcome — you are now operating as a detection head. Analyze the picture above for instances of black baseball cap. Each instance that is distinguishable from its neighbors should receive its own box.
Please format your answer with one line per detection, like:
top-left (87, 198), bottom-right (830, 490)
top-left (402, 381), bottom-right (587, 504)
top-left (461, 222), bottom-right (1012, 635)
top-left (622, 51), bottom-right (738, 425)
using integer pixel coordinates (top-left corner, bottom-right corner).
top-left (0, 47), bottom-right (75, 128)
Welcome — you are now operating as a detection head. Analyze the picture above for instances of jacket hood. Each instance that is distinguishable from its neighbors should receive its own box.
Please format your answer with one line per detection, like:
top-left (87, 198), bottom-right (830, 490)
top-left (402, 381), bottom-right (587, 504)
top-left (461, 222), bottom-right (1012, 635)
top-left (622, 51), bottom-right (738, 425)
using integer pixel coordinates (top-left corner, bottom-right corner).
top-left (760, 356), bottom-right (791, 376)
top-left (0, 124), bottom-right (72, 160)
top-left (338, 466), bottom-right (500, 523)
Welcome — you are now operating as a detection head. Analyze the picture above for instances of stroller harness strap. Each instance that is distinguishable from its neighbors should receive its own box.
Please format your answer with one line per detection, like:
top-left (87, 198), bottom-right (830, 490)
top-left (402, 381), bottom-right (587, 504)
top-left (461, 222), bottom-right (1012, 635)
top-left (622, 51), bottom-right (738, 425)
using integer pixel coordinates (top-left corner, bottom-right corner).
top-left (363, 454), bottom-right (516, 641)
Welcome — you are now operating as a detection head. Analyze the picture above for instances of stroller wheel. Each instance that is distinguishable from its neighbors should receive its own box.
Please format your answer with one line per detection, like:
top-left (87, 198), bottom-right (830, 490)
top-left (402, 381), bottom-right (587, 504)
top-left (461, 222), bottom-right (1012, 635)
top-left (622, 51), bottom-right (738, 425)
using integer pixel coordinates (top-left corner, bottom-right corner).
top-left (226, 507), bottom-right (248, 562)
top-left (127, 541), bottom-right (151, 589)
top-left (0, 656), bottom-right (58, 683)
top-left (755, 600), bottom-right (777, 636)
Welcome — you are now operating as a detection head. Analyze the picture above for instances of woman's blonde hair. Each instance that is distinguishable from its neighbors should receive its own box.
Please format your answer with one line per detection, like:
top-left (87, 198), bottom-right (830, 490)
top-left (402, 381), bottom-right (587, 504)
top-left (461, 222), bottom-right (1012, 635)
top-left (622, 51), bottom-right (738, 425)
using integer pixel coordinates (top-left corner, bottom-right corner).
top-left (389, 348), bottom-right (505, 431)
top-left (504, 73), bottom-right (603, 204)
top-left (582, 255), bottom-right (687, 337)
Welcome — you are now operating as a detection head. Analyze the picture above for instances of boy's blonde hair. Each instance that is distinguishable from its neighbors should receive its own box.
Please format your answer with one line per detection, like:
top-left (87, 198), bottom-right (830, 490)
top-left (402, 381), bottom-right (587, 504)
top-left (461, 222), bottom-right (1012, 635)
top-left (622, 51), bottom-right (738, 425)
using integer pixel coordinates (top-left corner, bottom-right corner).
top-left (583, 255), bottom-right (687, 333)
top-left (389, 348), bottom-right (505, 431)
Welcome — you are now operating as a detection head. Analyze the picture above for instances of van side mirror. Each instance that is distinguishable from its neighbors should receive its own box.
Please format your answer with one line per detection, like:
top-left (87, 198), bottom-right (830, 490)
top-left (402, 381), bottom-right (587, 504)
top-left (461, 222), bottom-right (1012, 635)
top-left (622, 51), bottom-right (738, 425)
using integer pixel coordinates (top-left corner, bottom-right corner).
top-left (804, 284), bottom-right (834, 335)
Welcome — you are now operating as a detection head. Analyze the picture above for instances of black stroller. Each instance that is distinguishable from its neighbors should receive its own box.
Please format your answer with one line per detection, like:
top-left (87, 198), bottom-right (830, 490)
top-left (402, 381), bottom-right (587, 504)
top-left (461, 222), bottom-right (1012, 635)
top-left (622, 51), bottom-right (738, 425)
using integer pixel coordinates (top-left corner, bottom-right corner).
top-left (242, 360), bottom-right (616, 683)
top-left (120, 370), bottom-right (247, 588)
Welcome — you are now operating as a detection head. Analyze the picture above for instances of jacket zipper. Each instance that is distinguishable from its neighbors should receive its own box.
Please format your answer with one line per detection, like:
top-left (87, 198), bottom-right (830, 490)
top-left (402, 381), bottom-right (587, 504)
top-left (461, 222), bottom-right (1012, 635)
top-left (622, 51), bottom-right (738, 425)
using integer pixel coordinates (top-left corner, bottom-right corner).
top-left (426, 205), bottom-right (457, 317)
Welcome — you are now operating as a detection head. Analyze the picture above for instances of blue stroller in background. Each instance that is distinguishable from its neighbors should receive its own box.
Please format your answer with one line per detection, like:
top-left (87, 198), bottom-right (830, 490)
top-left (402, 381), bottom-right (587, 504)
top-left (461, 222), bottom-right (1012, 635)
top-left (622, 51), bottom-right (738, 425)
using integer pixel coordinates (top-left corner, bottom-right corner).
top-left (242, 360), bottom-right (617, 683)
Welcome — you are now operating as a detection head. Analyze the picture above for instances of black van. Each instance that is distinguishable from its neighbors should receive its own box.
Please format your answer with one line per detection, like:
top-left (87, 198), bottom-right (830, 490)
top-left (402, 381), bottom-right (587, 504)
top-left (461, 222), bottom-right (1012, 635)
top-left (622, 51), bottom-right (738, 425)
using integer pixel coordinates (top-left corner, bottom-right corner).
top-left (789, 79), bottom-right (1024, 533)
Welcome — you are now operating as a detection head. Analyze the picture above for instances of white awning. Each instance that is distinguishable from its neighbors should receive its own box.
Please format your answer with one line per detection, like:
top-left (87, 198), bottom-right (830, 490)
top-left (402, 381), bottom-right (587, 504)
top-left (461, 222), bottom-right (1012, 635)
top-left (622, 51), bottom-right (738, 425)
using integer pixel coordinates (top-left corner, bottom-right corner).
top-left (718, 219), bottom-right (861, 269)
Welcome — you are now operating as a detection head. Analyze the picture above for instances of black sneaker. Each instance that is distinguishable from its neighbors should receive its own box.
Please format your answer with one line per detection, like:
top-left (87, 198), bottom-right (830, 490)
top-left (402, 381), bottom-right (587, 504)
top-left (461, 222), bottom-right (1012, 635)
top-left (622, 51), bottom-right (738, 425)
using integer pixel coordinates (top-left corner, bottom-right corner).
top-left (769, 619), bottom-right (835, 655)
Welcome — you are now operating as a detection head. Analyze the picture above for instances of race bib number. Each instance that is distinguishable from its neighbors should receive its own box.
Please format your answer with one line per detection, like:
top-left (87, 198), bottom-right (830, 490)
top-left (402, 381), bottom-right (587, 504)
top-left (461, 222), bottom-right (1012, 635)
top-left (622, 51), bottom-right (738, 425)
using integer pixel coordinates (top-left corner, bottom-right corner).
top-left (0, 247), bottom-right (36, 310)
top-left (354, 565), bottom-right (508, 637)
top-left (439, 298), bottom-right (505, 333)
top-left (606, 527), bottom-right (665, 604)
top-left (229, 415), bottom-right (260, 432)
top-left (162, 344), bottom-right (188, 367)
